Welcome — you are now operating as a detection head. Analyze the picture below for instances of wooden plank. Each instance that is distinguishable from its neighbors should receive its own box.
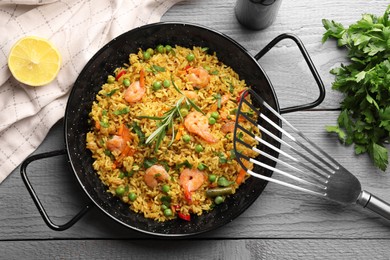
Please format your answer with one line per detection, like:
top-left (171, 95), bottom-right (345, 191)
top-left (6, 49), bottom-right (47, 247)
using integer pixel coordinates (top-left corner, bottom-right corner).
top-left (0, 239), bottom-right (389, 259)
top-left (162, 0), bottom-right (390, 110)
top-left (1, 111), bottom-right (389, 240)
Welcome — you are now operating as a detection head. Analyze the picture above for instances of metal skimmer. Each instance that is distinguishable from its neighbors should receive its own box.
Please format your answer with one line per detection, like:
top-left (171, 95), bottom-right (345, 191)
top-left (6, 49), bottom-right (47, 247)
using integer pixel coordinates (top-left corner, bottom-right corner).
top-left (233, 88), bottom-right (390, 220)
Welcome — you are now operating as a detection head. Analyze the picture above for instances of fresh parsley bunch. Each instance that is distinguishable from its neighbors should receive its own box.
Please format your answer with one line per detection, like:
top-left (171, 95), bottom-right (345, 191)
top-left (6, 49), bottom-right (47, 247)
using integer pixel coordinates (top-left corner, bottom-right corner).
top-left (322, 6), bottom-right (390, 171)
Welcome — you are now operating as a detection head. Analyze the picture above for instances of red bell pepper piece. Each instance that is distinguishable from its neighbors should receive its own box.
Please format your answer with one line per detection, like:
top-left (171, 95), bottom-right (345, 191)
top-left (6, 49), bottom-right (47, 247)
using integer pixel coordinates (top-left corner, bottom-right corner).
top-left (178, 212), bottom-right (191, 221)
top-left (236, 89), bottom-right (249, 103)
top-left (115, 70), bottom-right (126, 81)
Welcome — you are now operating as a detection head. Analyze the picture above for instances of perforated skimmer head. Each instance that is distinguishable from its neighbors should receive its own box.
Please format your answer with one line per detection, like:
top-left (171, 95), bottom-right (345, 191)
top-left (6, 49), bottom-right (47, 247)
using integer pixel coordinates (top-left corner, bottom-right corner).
top-left (233, 88), bottom-right (363, 204)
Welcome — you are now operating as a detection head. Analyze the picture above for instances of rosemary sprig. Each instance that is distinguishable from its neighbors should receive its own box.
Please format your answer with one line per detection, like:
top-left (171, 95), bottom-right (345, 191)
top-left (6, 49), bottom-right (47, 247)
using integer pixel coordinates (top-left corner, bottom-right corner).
top-left (138, 77), bottom-right (204, 151)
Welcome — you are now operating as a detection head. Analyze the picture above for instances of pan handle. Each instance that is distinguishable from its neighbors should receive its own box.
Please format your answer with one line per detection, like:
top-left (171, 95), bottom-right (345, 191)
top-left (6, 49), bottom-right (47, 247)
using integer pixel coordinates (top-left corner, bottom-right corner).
top-left (20, 149), bottom-right (92, 231)
top-left (254, 33), bottom-right (325, 114)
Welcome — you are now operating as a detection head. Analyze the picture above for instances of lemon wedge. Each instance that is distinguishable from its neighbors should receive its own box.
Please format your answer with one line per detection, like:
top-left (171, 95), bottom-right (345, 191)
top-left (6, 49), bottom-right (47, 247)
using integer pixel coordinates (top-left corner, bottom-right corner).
top-left (8, 36), bottom-right (62, 87)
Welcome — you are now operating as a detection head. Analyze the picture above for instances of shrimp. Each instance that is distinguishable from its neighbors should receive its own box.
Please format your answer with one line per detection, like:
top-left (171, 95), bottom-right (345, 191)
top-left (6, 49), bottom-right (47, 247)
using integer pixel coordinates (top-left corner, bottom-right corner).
top-left (144, 165), bottom-right (170, 188)
top-left (106, 124), bottom-right (134, 167)
top-left (210, 93), bottom-right (231, 112)
top-left (124, 69), bottom-right (146, 103)
top-left (187, 67), bottom-right (210, 88)
top-left (221, 121), bottom-right (235, 134)
top-left (184, 111), bottom-right (218, 143)
top-left (179, 168), bottom-right (205, 203)
top-left (106, 135), bottom-right (127, 154)
top-left (183, 90), bottom-right (199, 100)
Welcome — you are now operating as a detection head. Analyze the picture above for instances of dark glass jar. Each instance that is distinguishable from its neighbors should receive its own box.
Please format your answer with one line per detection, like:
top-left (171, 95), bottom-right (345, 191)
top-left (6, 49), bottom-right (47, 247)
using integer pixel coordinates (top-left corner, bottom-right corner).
top-left (235, 0), bottom-right (282, 30)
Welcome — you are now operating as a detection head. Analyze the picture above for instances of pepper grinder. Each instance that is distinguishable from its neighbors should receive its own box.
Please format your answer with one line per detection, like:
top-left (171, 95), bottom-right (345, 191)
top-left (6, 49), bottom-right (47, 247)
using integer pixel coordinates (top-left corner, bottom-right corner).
top-left (235, 0), bottom-right (282, 30)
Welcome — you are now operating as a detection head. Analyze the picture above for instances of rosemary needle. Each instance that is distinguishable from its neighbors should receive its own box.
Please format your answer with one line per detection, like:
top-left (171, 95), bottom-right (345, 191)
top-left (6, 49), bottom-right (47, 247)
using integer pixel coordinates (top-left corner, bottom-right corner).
top-left (138, 77), bottom-right (204, 151)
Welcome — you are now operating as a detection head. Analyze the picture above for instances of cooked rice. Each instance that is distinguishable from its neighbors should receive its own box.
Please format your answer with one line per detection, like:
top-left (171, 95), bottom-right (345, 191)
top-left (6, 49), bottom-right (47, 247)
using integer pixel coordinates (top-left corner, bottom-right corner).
top-left (86, 45), bottom-right (259, 222)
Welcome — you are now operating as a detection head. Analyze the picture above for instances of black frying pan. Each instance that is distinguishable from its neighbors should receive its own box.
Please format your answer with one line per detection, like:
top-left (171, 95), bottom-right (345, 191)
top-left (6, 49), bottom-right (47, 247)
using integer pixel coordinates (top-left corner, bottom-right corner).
top-left (21, 22), bottom-right (325, 237)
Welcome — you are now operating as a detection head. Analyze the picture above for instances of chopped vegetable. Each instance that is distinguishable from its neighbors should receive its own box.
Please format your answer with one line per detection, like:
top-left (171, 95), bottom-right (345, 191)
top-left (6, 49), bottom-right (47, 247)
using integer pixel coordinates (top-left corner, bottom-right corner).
top-left (208, 174), bottom-right (217, 182)
top-left (163, 208), bottom-right (173, 217)
top-left (206, 187), bottom-right (234, 197)
top-left (217, 176), bottom-right (233, 187)
top-left (322, 6), bottom-right (390, 171)
top-left (138, 77), bottom-right (204, 151)
top-left (214, 196), bottom-right (225, 205)
top-left (115, 186), bottom-right (125, 196)
top-left (182, 134), bottom-right (191, 143)
top-left (162, 184), bottom-right (170, 193)
top-left (195, 144), bottom-right (203, 153)
top-left (128, 192), bottom-right (137, 201)
top-left (107, 75), bottom-right (115, 84)
top-left (186, 53), bottom-right (195, 62)
top-left (123, 78), bottom-right (130, 87)
top-left (163, 79), bottom-right (171, 88)
top-left (178, 212), bottom-right (191, 221)
top-left (115, 70), bottom-right (126, 81)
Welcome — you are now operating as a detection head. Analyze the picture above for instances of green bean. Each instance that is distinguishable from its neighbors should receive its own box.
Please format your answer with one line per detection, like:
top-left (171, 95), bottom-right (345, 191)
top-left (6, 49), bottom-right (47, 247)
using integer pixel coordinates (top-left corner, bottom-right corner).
top-left (206, 187), bottom-right (234, 198)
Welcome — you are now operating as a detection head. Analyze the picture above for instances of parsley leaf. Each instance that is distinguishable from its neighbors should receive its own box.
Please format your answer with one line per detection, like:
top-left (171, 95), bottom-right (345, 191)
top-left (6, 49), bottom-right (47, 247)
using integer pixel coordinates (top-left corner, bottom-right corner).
top-left (323, 6), bottom-right (390, 171)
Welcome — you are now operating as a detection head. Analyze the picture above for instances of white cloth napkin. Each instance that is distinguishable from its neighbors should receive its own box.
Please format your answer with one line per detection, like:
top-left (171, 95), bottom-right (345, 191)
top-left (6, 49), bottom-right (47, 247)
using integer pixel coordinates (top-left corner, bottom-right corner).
top-left (0, 0), bottom-right (181, 183)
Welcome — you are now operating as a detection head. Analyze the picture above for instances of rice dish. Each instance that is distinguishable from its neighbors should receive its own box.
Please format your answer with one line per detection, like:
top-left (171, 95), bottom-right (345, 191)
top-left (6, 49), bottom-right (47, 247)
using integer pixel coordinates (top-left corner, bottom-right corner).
top-left (86, 45), bottom-right (259, 222)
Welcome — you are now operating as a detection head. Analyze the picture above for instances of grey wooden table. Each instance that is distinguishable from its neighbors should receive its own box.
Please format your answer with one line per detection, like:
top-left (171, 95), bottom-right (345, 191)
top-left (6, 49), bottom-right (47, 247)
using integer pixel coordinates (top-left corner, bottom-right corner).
top-left (2, 0), bottom-right (390, 259)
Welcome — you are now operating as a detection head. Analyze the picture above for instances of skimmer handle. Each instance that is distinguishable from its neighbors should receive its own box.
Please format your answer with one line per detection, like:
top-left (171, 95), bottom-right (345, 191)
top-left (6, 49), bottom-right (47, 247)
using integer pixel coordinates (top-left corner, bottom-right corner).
top-left (357, 190), bottom-right (390, 220)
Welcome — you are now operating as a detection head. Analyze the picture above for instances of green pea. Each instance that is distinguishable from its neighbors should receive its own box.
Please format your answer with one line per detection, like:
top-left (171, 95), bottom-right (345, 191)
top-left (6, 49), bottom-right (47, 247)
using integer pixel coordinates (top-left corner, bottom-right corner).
top-left (118, 172), bottom-right (125, 179)
top-left (197, 163), bottom-right (206, 171)
top-left (182, 134), bottom-right (191, 143)
top-left (163, 79), bottom-right (171, 88)
top-left (165, 45), bottom-right (173, 53)
top-left (208, 174), bottom-right (217, 182)
top-left (208, 117), bottom-right (216, 125)
top-left (186, 53), bottom-right (195, 62)
top-left (146, 48), bottom-right (154, 56)
top-left (161, 204), bottom-right (168, 210)
top-left (143, 51), bottom-right (151, 60)
top-left (115, 186), bottom-right (125, 196)
top-left (128, 192), bottom-right (137, 201)
top-left (195, 144), bottom-right (203, 153)
top-left (214, 196), bottom-right (225, 205)
top-left (211, 111), bottom-right (219, 119)
top-left (152, 81), bottom-right (162, 90)
top-left (107, 75), bottom-right (115, 84)
top-left (217, 176), bottom-right (231, 187)
top-left (162, 184), bottom-right (170, 193)
top-left (123, 78), bottom-right (130, 87)
top-left (180, 107), bottom-right (189, 117)
top-left (156, 44), bottom-right (165, 53)
top-left (164, 208), bottom-right (173, 217)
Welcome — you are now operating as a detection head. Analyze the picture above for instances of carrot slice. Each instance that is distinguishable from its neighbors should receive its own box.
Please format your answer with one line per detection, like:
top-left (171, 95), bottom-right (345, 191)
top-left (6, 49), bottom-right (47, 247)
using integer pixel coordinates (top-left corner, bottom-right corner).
top-left (139, 69), bottom-right (145, 88)
top-left (236, 168), bottom-right (247, 185)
